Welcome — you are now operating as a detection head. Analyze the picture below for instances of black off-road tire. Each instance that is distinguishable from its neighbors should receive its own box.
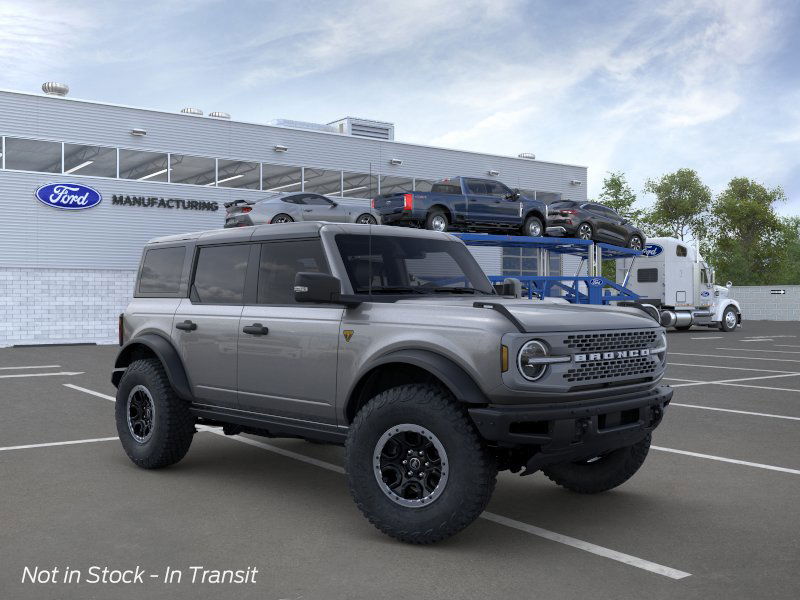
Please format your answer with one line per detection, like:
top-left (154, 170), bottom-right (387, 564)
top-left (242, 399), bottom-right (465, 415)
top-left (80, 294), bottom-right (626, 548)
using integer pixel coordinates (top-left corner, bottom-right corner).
top-left (345, 384), bottom-right (497, 544)
top-left (542, 434), bottom-right (651, 494)
top-left (115, 358), bottom-right (195, 469)
top-left (675, 325), bottom-right (692, 331)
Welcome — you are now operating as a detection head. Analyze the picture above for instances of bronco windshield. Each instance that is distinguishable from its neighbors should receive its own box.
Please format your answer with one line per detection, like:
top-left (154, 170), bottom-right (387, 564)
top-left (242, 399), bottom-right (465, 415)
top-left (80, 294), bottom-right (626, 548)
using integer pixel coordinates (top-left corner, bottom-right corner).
top-left (335, 234), bottom-right (494, 296)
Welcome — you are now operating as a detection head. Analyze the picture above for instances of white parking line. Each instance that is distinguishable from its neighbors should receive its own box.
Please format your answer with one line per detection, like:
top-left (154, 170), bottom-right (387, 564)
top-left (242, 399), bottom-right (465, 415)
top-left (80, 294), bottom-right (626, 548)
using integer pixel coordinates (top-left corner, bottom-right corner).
top-left (670, 352), bottom-right (800, 363)
top-left (775, 345), bottom-right (800, 348)
top-left (63, 384), bottom-right (116, 401)
top-left (689, 336), bottom-right (723, 340)
top-left (668, 363), bottom-right (798, 374)
top-left (0, 371), bottom-right (84, 379)
top-left (480, 512), bottom-right (691, 580)
top-left (665, 373), bottom-right (800, 388)
top-left (670, 403), bottom-right (800, 421)
top-left (739, 339), bottom-right (773, 342)
top-left (200, 428), bottom-right (691, 580)
top-left (717, 348), bottom-right (800, 354)
top-left (0, 365), bottom-right (61, 370)
top-left (652, 446), bottom-right (800, 476)
top-left (0, 437), bottom-right (118, 452)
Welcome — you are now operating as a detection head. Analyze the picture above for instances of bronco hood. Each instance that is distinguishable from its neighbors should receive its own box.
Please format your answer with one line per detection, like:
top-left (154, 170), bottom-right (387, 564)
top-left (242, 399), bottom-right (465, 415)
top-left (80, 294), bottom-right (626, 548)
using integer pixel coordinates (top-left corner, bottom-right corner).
top-left (396, 297), bottom-right (659, 332)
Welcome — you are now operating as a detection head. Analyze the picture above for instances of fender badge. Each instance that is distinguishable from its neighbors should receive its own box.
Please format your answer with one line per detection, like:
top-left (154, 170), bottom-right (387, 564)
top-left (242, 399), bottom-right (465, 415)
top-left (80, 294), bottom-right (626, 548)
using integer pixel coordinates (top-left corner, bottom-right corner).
top-left (343, 330), bottom-right (354, 342)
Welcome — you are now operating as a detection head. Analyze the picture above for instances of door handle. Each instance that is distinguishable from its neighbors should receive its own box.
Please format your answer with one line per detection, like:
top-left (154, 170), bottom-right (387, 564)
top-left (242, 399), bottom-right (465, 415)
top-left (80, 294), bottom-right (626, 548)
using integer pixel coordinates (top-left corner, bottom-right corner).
top-left (242, 323), bottom-right (269, 335)
top-left (175, 320), bottom-right (197, 331)
top-left (303, 209), bottom-right (313, 212)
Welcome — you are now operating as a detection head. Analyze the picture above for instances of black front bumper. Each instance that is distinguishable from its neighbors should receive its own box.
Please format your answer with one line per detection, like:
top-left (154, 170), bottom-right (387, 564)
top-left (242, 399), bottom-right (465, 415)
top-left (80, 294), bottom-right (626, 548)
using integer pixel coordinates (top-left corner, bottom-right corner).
top-left (469, 385), bottom-right (672, 471)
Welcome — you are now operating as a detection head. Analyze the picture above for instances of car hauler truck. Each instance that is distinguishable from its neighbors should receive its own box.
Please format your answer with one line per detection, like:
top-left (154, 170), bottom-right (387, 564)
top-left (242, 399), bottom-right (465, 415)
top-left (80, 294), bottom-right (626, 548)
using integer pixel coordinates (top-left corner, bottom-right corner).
top-left (616, 236), bottom-right (742, 332)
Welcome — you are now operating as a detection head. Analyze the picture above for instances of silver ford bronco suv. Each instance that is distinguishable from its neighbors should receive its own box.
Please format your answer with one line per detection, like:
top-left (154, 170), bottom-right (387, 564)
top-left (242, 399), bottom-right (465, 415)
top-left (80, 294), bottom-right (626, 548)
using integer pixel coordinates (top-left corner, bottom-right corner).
top-left (113, 222), bottom-right (671, 544)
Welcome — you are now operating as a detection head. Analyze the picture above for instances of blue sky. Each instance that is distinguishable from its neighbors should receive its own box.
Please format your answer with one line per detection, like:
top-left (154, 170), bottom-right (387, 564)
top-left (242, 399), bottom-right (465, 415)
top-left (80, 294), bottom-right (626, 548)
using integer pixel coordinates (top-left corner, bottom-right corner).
top-left (2, 0), bottom-right (799, 213)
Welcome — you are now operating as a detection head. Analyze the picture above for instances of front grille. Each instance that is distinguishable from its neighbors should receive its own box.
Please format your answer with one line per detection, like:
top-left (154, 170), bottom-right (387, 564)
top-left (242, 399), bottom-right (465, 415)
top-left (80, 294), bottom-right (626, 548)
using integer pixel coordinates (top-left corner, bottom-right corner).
top-left (564, 330), bottom-right (658, 353)
top-left (564, 356), bottom-right (656, 383)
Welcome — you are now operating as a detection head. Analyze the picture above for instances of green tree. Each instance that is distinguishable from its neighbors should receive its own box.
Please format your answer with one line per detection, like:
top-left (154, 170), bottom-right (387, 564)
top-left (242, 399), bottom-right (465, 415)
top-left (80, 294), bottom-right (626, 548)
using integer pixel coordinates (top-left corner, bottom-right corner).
top-left (642, 168), bottom-right (711, 241)
top-left (705, 177), bottom-right (787, 285)
top-left (598, 171), bottom-right (643, 225)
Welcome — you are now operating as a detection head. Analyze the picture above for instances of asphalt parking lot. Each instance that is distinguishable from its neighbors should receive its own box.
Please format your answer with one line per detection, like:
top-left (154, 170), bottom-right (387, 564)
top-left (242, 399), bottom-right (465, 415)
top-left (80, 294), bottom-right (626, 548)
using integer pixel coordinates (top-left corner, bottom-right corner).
top-left (2, 321), bottom-right (799, 600)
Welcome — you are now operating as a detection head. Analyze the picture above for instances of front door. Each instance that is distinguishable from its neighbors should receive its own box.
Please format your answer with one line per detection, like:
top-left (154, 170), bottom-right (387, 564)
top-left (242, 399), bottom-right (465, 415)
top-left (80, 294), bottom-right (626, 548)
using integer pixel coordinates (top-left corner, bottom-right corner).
top-left (173, 243), bottom-right (251, 407)
top-left (298, 194), bottom-right (347, 222)
top-left (237, 238), bottom-right (343, 425)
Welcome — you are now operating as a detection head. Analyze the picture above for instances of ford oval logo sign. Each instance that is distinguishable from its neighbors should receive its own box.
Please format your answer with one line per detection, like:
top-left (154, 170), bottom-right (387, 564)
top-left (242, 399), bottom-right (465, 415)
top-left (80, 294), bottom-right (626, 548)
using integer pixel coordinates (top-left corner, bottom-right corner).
top-left (35, 183), bottom-right (102, 210)
top-left (588, 277), bottom-right (603, 287)
top-left (642, 244), bottom-right (663, 257)
top-left (700, 290), bottom-right (710, 297)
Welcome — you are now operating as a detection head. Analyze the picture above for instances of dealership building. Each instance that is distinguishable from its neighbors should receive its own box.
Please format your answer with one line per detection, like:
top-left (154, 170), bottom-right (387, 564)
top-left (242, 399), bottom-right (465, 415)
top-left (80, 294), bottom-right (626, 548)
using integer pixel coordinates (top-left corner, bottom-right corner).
top-left (0, 85), bottom-right (587, 346)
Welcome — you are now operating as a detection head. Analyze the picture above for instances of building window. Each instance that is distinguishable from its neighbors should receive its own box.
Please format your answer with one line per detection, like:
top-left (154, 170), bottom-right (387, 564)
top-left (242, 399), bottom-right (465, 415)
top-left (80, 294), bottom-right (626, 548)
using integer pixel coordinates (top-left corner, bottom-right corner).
top-left (414, 179), bottom-right (435, 192)
top-left (304, 167), bottom-right (342, 196)
top-left (217, 159), bottom-right (260, 189)
top-left (262, 164), bottom-right (302, 193)
top-left (378, 175), bottom-right (413, 195)
top-left (170, 154), bottom-right (216, 186)
top-left (63, 144), bottom-right (117, 178)
top-left (4, 137), bottom-right (61, 173)
top-left (342, 171), bottom-right (378, 199)
top-left (119, 149), bottom-right (169, 182)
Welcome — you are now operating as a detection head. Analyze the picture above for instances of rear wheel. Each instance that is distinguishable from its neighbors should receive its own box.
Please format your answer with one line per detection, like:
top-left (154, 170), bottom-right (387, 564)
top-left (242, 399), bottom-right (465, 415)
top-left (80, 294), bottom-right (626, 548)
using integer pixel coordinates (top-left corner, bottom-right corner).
top-left (577, 222), bottom-right (593, 240)
top-left (522, 215), bottom-right (544, 237)
top-left (271, 213), bottom-right (293, 224)
top-left (542, 434), bottom-right (651, 494)
top-left (719, 306), bottom-right (738, 332)
top-left (425, 209), bottom-right (449, 232)
top-left (356, 213), bottom-right (377, 225)
top-left (345, 383), bottom-right (497, 544)
top-left (115, 359), bottom-right (195, 469)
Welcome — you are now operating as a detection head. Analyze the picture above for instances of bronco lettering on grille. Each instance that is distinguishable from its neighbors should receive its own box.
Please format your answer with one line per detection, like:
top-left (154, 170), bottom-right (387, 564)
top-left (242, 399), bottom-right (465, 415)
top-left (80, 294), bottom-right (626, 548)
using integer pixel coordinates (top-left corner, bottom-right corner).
top-left (574, 348), bottom-right (651, 362)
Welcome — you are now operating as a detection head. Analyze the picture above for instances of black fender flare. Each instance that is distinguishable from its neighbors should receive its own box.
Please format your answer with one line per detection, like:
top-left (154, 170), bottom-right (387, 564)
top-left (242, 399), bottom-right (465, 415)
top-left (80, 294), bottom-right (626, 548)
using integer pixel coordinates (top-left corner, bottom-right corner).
top-left (112, 333), bottom-right (193, 400)
top-left (351, 348), bottom-right (488, 406)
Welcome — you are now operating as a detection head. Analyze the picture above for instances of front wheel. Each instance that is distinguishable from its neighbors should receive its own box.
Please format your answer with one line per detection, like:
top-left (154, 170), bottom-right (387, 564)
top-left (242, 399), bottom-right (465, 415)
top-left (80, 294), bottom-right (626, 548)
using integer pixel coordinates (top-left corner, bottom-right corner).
top-left (542, 434), bottom-right (651, 494)
top-left (522, 215), bottom-right (544, 237)
top-left (115, 359), bottom-right (195, 469)
top-left (345, 384), bottom-right (497, 544)
top-left (719, 306), bottom-right (738, 332)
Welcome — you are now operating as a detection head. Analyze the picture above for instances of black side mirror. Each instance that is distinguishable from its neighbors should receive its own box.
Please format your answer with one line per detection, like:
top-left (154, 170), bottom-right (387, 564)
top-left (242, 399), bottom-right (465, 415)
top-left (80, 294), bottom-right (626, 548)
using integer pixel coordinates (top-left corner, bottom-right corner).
top-left (329, 201), bottom-right (338, 208)
top-left (294, 272), bottom-right (360, 307)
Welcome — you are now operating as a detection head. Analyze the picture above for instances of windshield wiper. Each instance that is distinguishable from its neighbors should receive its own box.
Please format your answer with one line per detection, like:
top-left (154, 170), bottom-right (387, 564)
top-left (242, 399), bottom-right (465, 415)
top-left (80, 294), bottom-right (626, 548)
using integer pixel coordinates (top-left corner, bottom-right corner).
top-left (354, 286), bottom-right (427, 294)
top-left (430, 287), bottom-right (488, 294)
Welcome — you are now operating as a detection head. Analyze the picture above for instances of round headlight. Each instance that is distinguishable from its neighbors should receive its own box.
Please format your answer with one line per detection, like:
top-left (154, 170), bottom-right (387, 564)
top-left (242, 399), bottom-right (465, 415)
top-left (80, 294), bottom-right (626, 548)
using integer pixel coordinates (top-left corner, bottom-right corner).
top-left (518, 340), bottom-right (549, 381)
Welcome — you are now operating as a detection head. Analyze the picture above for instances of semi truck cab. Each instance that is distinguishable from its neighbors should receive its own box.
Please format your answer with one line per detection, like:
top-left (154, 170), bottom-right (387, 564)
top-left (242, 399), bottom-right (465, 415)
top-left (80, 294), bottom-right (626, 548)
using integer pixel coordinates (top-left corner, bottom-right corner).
top-left (617, 236), bottom-right (742, 332)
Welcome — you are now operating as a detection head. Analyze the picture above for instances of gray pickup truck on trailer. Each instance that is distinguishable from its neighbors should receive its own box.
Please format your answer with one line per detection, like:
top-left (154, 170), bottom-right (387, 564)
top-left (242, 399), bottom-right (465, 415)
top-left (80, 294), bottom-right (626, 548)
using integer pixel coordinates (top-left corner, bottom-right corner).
top-left (113, 222), bottom-right (672, 544)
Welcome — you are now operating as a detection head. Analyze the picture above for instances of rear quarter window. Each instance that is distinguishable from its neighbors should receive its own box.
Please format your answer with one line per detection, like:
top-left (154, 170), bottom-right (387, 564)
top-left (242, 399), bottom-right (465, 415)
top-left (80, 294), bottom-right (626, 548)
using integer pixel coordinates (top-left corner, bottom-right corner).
top-left (137, 246), bottom-right (186, 295)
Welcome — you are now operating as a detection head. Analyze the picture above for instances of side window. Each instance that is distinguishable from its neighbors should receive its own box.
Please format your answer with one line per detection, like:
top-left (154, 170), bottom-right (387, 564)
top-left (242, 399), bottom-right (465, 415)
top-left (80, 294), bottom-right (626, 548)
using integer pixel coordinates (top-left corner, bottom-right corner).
top-left (283, 195), bottom-right (305, 205)
top-left (138, 246), bottom-right (186, 295)
top-left (303, 194), bottom-right (334, 206)
top-left (465, 179), bottom-right (488, 195)
top-left (485, 181), bottom-right (512, 197)
top-left (192, 244), bottom-right (250, 304)
top-left (257, 240), bottom-right (329, 304)
top-left (430, 183), bottom-right (461, 194)
top-left (637, 268), bottom-right (659, 283)
top-left (701, 269), bottom-right (709, 284)
top-left (676, 245), bottom-right (688, 257)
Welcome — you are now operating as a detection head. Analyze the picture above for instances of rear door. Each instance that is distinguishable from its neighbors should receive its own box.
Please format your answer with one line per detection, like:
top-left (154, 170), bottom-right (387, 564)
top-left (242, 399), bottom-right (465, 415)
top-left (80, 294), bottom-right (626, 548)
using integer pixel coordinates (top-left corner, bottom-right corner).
top-left (173, 243), bottom-right (251, 407)
top-left (236, 238), bottom-right (342, 425)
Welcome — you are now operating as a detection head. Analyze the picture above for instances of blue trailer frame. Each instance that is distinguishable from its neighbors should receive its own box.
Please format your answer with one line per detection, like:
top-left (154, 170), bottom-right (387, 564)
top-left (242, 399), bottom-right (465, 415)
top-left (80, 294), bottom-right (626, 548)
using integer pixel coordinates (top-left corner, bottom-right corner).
top-left (454, 233), bottom-right (642, 305)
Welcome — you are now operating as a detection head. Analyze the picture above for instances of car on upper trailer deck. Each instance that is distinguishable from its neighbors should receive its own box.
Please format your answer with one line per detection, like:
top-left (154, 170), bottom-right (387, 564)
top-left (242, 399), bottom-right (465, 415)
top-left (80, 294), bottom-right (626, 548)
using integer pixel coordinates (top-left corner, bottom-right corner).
top-left (546, 200), bottom-right (646, 250)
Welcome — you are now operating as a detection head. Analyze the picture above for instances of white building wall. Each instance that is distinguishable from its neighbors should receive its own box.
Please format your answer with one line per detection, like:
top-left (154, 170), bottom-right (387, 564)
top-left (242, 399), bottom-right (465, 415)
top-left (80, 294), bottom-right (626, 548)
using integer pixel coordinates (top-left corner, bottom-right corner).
top-left (0, 268), bottom-right (135, 346)
top-left (729, 286), bottom-right (800, 322)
